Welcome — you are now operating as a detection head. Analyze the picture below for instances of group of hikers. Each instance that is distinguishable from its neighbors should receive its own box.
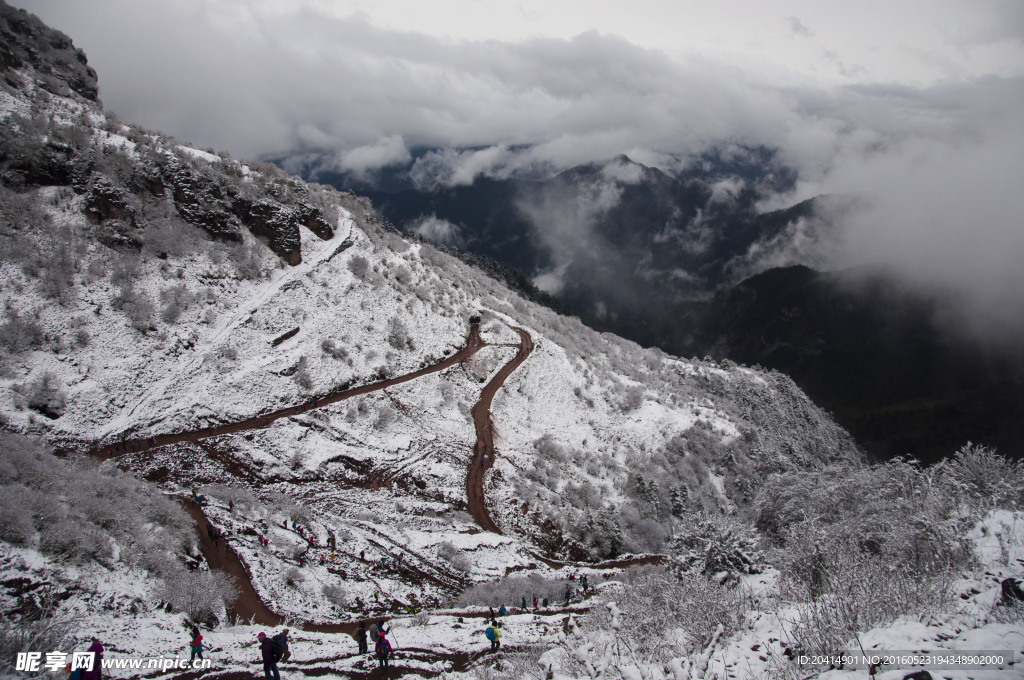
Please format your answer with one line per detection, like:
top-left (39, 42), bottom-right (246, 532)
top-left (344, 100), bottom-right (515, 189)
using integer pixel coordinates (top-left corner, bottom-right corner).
top-left (355, 620), bottom-right (394, 668)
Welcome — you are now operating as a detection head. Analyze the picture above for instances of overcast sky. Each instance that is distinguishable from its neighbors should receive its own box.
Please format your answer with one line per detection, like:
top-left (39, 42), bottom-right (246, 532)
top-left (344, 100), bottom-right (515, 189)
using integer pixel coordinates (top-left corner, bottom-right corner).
top-left (14, 0), bottom-right (1024, 340)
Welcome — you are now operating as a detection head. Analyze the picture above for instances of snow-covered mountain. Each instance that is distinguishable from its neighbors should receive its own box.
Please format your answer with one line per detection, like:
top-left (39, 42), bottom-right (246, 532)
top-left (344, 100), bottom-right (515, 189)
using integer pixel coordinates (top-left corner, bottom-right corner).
top-left (2, 4), bottom-right (1022, 679)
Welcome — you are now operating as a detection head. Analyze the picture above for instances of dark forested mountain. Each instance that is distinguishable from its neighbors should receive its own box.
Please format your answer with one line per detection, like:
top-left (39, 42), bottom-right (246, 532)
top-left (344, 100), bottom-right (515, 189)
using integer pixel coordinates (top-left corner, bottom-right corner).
top-left (690, 265), bottom-right (1024, 463)
top-left (294, 151), bottom-right (1024, 462)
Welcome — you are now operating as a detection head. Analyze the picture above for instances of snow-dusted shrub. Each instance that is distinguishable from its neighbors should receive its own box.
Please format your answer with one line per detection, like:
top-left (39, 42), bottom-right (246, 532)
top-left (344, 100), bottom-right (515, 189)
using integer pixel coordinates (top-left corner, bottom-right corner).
top-left (322, 584), bottom-right (347, 608)
top-left (0, 590), bottom-right (73, 677)
top-left (387, 316), bottom-right (413, 351)
top-left (37, 229), bottom-right (78, 304)
top-left (575, 506), bottom-right (624, 560)
top-left (757, 460), bottom-right (972, 576)
top-left (201, 484), bottom-right (258, 515)
top-left (38, 518), bottom-right (108, 564)
top-left (373, 405), bottom-right (396, 431)
top-left (0, 486), bottom-right (35, 545)
top-left (158, 566), bottom-right (239, 626)
top-left (619, 384), bottom-right (645, 412)
top-left (159, 283), bottom-right (195, 324)
top-left (321, 338), bottom-right (349, 361)
top-left (0, 435), bottom-right (189, 568)
top-left (294, 355), bottom-right (313, 391)
top-left (670, 511), bottom-right (763, 578)
top-left (490, 645), bottom-right (548, 680)
top-left (938, 442), bottom-right (1024, 513)
top-left (457, 574), bottom-right (564, 608)
top-left (581, 566), bottom-right (743, 666)
top-left (110, 261), bottom-right (155, 332)
top-left (19, 371), bottom-right (66, 419)
top-left (777, 533), bottom-right (955, 656)
top-left (391, 263), bottom-right (413, 286)
top-left (284, 566), bottom-right (305, 587)
top-left (436, 541), bottom-right (472, 575)
top-left (0, 309), bottom-right (44, 353)
top-left (989, 598), bottom-right (1024, 624)
top-left (230, 239), bottom-right (265, 279)
top-left (347, 254), bottom-right (370, 280)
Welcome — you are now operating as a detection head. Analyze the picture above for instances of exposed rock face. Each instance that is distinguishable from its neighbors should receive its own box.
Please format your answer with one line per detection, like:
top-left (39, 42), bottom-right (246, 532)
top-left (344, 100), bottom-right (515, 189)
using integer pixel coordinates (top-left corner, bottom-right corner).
top-left (164, 159), bottom-right (242, 243)
top-left (0, 0), bottom-right (332, 268)
top-left (0, 1), bottom-right (99, 102)
top-left (84, 175), bottom-right (135, 225)
top-left (295, 203), bottom-right (335, 241)
top-left (230, 197), bottom-right (301, 265)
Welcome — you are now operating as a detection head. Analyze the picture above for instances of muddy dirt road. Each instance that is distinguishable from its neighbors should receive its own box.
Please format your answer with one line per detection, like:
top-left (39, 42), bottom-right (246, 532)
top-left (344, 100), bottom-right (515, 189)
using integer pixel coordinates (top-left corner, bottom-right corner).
top-left (465, 328), bottom-right (533, 533)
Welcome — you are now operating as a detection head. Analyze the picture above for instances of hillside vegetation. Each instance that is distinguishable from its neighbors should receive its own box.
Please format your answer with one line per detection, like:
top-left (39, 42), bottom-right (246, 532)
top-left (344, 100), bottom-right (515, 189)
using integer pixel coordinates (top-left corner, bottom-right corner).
top-left (1, 4), bottom-right (1021, 679)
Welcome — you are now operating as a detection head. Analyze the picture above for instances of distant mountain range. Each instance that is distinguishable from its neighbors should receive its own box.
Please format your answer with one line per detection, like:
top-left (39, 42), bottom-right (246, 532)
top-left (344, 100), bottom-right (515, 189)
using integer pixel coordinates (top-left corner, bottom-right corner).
top-left (293, 152), bottom-right (1024, 462)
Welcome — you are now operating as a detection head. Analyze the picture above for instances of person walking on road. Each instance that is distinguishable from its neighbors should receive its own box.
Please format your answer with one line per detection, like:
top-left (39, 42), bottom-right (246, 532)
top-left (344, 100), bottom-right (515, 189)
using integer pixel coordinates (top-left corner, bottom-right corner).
top-left (356, 622), bottom-right (368, 654)
top-left (257, 632), bottom-right (280, 680)
top-left (81, 639), bottom-right (103, 680)
top-left (375, 631), bottom-right (393, 669)
top-left (485, 623), bottom-right (501, 652)
top-left (189, 625), bottom-right (203, 662)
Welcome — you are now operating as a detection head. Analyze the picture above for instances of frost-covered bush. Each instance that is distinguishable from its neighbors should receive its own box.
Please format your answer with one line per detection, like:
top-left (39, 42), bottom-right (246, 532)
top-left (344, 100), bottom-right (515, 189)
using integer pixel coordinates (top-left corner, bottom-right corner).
top-left (158, 566), bottom-right (239, 626)
top-left (436, 541), bottom-right (472, 575)
top-left (201, 484), bottom-right (259, 515)
top-left (230, 239), bottom-right (265, 279)
top-left (321, 338), bottom-right (349, 361)
top-left (670, 511), bottom-right (763, 578)
top-left (19, 371), bottom-right (66, 419)
top-left (391, 263), bottom-right (413, 286)
top-left (284, 566), bottom-right (305, 587)
top-left (0, 309), bottom-right (44, 353)
top-left (0, 486), bottom-right (35, 545)
top-left (373, 405), bottom-right (396, 431)
top-left (756, 459), bottom-right (972, 575)
top-left (159, 283), bottom-right (195, 324)
top-left (755, 459), bottom-right (974, 656)
top-left (580, 566), bottom-right (744, 667)
top-left (347, 254), bottom-right (370, 280)
top-left (938, 442), bottom-right (1024, 513)
top-left (0, 590), bottom-right (73, 677)
top-left (387, 316), bottom-right (413, 351)
top-left (777, 533), bottom-right (955, 656)
top-left (619, 384), bottom-right (645, 412)
top-left (110, 259), bottom-right (155, 332)
top-left (0, 435), bottom-right (188, 568)
top-left (322, 584), bottom-right (347, 608)
top-left (457, 573), bottom-right (564, 607)
top-left (294, 355), bottom-right (313, 391)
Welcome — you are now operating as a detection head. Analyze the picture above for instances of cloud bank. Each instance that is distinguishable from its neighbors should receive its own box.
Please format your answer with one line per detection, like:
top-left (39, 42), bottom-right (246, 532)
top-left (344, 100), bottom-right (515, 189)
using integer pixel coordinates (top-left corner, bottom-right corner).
top-left (15, 0), bottom-right (1024, 340)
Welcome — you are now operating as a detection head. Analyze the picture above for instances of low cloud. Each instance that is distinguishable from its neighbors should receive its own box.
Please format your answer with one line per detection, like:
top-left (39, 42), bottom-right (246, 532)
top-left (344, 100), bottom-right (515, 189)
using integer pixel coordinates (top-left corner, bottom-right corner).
top-left (16, 0), bottom-right (1023, 345)
top-left (411, 214), bottom-right (462, 247)
top-left (334, 135), bottom-right (411, 175)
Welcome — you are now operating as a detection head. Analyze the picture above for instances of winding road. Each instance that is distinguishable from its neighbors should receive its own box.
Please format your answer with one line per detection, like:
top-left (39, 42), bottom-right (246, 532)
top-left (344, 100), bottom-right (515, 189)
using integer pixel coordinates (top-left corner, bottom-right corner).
top-left (94, 323), bottom-right (486, 461)
top-left (99, 321), bottom-right (534, 536)
top-left (465, 328), bottom-right (533, 533)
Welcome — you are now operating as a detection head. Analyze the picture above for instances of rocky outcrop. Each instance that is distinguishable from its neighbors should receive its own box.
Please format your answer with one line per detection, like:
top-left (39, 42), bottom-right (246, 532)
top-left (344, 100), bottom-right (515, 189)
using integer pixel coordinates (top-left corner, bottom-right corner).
top-left (0, 1), bottom-right (99, 102)
top-left (295, 203), bottom-right (335, 241)
top-left (0, 0), bottom-right (327, 268)
top-left (230, 197), bottom-right (301, 265)
top-left (84, 176), bottom-right (135, 225)
top-left (164, 159), bottom-right (242, 243)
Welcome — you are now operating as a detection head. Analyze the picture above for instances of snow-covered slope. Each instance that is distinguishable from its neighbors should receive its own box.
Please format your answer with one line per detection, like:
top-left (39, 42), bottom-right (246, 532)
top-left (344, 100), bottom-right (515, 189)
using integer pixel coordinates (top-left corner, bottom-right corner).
top-left (7, 5), bottom-right (1020, 679)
